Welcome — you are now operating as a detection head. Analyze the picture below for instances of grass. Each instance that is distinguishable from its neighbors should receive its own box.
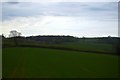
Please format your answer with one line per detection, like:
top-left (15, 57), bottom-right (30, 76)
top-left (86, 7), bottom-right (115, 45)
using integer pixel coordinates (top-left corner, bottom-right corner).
top-left (0, 48), bottom-right (2, 79)
top-left (2, 47), bottom-right (119, 78)
top-left (3, 38), bottom-right (116, 54)
top-left (52, 42), bottom-right (115, 53)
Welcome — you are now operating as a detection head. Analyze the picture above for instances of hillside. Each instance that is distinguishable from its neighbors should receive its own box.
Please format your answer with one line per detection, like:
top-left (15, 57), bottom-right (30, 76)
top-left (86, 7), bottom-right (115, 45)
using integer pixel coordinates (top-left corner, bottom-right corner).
top-left (2, 35), bottom-right (120, 55)
top-left (2, 35), bottom-right (119, 78)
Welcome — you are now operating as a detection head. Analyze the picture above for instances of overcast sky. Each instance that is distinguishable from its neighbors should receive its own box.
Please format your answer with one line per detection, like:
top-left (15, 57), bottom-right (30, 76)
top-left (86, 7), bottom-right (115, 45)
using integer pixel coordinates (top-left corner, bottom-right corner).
top-left (1, 1), bottom-right (118, 37)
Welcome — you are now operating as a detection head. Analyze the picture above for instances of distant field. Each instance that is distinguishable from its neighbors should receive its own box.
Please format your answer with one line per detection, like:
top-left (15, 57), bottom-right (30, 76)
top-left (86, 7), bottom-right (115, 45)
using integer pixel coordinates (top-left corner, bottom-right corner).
top-left (52, 42), bottom-right (115, 53)
top-left (3, 47), bottom-right (119, 78)
top-left (3, 38), bottom-right (117, 54)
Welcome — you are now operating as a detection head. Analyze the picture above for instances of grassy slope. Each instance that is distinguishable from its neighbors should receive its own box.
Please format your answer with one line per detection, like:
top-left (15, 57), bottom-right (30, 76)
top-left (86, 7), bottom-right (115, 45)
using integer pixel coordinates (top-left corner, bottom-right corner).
top-left (3, 38), bottom-right (116, 54)
top-left (52, 42), bottom-right (115, 53)
top-left (3, 47), bottom-right (119, 78)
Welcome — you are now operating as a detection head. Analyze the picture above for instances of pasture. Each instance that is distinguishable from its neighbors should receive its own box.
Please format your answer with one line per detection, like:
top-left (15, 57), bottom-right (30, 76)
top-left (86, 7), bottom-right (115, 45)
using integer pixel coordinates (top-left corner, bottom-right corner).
top-left (3, 47), bottom-right (119, 78)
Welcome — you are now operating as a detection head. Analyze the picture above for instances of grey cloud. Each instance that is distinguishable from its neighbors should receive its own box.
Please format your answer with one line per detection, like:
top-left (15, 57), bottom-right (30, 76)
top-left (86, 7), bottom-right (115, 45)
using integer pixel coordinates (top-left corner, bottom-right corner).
top-left (2, 2), bottom-right (117, 21)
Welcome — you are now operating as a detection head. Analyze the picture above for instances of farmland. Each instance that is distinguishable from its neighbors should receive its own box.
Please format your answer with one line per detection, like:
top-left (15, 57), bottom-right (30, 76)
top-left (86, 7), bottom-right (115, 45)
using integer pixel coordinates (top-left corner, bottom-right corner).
top-left (3, 47), bottom-right (119, 78)
top-left (2, 36), bottom-right (120, 78)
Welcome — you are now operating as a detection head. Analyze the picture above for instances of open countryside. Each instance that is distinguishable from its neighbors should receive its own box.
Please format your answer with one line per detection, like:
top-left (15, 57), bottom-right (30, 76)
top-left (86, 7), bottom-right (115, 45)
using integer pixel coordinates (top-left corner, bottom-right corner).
top-left (2, 35), bottom-right (120, 78)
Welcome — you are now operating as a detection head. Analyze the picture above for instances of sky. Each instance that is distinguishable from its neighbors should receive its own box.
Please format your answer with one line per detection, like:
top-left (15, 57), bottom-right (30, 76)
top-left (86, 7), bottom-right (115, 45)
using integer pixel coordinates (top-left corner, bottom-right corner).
top-left (0, 0), bottom-right (119, 37)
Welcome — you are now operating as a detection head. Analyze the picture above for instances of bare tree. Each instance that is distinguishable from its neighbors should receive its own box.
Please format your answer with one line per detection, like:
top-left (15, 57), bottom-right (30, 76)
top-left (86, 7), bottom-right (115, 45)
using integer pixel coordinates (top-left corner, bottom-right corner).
top-left (9, 30), bottom-right (22, 46)
top-left (9, 30), bottom-right (21, 37)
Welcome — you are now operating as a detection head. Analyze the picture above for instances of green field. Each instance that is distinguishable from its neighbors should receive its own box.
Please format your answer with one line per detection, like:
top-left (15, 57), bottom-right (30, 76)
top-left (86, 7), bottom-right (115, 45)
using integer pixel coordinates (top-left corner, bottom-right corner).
top-left (3, 47), bottom-right (119, 78)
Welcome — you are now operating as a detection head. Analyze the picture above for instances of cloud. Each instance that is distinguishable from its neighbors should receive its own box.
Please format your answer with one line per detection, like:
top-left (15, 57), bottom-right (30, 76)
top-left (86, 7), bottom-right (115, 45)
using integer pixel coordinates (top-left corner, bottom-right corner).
top-left (1, 16), bottom-right (74, 36)
top-left (1, 15), bottom-right (118, 37)
top-left (1, 2), bottom-right (118, 37)
top-left (2, 0), bottom-right (119, 2)
top-left (2, 2), bottom-right (117, 21)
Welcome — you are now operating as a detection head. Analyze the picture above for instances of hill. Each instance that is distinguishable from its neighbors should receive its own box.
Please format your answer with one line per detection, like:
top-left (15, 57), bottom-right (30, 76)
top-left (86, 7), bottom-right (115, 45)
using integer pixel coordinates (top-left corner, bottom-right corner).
top-left (2, 35), bottom-right (120, 55)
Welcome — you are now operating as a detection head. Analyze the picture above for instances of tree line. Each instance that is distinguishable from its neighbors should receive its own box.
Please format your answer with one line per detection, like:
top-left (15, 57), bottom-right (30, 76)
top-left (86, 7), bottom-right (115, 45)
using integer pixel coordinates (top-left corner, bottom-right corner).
top-left (1, 30), bottom-right (120, 45)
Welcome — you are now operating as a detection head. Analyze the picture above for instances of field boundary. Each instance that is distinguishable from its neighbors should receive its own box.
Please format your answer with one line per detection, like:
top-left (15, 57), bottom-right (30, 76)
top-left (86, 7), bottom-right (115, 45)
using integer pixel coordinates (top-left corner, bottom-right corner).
top-left (17, 45), bottom-right (119, 56)
top-left (2, 45), bottom-right (118, 56)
